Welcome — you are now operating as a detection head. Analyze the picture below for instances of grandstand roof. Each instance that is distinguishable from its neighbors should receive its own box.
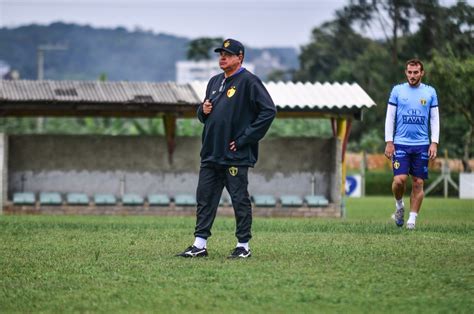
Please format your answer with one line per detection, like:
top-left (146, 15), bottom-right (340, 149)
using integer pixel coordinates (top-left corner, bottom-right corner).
top-left (0, 80), bottom-right (376, 119)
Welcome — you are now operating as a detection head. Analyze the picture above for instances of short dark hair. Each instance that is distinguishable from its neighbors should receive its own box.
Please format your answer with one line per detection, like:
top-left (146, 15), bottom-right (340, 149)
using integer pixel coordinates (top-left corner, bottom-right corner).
top-left (406, 59), bottom-right (424, 71)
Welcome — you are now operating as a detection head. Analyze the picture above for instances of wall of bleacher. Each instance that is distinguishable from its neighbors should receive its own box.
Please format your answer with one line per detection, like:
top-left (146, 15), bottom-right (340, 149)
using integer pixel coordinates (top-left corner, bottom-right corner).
top-left (5, 135), bottom-right (341, 216)
top-left (9, 134), bottom-right (338, 196)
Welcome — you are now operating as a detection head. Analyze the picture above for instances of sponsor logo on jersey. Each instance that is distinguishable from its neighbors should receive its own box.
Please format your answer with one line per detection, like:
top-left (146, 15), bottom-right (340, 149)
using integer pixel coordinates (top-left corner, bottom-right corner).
top-left (407, 109), bottom-right (421, 115)
top-left (403, 115), bottom-right (425, 124)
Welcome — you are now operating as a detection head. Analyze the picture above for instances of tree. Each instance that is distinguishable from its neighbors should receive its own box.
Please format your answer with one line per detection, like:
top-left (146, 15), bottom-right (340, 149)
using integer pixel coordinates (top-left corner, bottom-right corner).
top-left (403, 1), bottom-right (473, 60)
top-left (186, 37), bottom-right (223, 61)
top-left (330, 42), bottom-right (396, 145)
top-left (443, 1), bottom-right (474, 59)
top-left (345, 0), bottom-right (415, 64)
top-left (428, 51), bottom-right (474, 172)
top-left (295, 16), bottom-right (371, 82)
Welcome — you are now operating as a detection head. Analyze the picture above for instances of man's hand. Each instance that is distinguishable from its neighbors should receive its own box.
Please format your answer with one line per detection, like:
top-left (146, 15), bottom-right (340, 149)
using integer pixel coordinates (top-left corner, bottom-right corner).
top-left (384, 141), bottom-right (395, 160)
top-left (229, 141), bottom-right (237, 152)
top-left (203, 99), bottom-right (213, 115)
top-left (429, 142), bottom-right (438, 160)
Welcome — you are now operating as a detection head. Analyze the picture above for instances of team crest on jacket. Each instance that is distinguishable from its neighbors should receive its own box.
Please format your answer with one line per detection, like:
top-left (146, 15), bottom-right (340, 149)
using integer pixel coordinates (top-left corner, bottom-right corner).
top-left (229, 166), bottom-right (238, 176)
top-left (227, 86), bottom-right (236, 98)
top-left (420, 98), bottom-right (427, 105)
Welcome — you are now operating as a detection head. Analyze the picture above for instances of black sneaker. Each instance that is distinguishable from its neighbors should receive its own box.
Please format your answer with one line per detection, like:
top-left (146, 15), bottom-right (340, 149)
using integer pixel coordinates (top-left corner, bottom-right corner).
top-left (228, 246), bottom-right (251, 259)
top-left (176, 245), bottom-right (208, 258)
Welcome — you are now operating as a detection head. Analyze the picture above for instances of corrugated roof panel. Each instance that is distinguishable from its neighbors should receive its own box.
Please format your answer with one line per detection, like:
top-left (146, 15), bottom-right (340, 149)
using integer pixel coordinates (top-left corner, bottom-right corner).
top-left (190, 81), bottom-right (207, 102)
top-left (23, 80), bottom-right (53, 101)
top-left (0, 80), bottom-right (376, 110)
top-left (263, 81), bottom-right (378, 109)
top-left (122, 81), bottom-right (150, 102)
top-left (173, 83), bottom-right (201, 104)
top-left (154, 82), bottom-right (178, 103)
top-left (101, 81), bottom-right (128, 102)
top-left (75, 81), bottom-right (106, 102)
top-left (49, 80), bottom-right (80, 102)
top-left (5, 80), bottom-right (24, 100)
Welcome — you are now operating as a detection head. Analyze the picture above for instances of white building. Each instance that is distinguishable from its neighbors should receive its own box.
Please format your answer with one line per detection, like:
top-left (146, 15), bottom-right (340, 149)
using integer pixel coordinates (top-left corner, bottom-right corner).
top-left (176, 59), bottom-right (255, 83)
top-left (0, 60), bottom-right (11, 79)
top-left (252, 51), bottom-right (287, 80)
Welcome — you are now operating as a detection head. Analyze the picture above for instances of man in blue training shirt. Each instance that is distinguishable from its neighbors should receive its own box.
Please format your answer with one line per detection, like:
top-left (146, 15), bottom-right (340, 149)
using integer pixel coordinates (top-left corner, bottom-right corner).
top-left (177, 39), bottom-right (276, 258)
top-left (384, 59), bottom-right (440, 229)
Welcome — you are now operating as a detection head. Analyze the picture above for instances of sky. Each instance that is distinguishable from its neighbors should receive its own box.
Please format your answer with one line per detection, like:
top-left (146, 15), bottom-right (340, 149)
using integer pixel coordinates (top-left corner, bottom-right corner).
top-left (0, 0), bottom-right (469, 49)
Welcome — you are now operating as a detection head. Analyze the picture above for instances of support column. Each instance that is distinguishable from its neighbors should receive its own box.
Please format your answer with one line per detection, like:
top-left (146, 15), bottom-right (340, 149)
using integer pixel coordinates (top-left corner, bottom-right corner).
top-left (163, 114), bottom-right (177, 164)
top-left (0, 133), bottom-right (8, 214)
top-left (336, 118), bottom-right (347, 196)
top-left (336, 118), bottom-right (352, 218)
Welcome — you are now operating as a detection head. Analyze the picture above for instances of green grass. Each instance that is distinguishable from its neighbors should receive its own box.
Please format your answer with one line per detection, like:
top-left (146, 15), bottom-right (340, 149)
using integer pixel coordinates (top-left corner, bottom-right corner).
top-left (1, 197), bottom-right (473, 313)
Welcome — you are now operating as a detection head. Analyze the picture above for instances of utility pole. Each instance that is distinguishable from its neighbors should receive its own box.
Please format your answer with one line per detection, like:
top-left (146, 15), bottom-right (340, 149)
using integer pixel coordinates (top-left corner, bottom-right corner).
top-left (36, 44), bottom-right (68, 132)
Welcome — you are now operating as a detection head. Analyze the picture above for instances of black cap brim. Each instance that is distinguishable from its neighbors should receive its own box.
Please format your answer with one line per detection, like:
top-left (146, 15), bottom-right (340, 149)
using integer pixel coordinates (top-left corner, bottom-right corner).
top-left (214, 48), bottom-right (238, 55)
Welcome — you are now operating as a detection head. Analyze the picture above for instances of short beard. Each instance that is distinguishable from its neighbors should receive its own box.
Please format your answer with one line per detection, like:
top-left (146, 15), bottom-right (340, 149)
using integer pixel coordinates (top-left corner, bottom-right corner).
top-left (408, 78), bottom-right (421, 86)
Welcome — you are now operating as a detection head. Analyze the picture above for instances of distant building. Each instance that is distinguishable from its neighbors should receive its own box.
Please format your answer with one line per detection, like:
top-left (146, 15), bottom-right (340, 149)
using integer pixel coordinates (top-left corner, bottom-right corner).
top-left (252, 51), bottom-right (288, 81)
top-left (0, 60), bottom-right (20, 80)
top-left (3, 70), bottom-right (20, 80)
top-left (176, 59), bottom-right (255, 84)
top-left (0, 60), bottom-right (11, 79)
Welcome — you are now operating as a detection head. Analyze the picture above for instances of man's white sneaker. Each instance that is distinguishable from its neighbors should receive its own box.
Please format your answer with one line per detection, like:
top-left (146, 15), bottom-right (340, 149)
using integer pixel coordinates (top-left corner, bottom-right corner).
top-left (406, 221), bottom-right (416, 230)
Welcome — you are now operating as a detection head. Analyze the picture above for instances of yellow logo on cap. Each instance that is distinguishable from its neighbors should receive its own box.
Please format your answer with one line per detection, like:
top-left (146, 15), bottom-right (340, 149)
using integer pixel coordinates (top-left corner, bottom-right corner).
top-left (227, 86), bottom-right (236, 98)
top-left (393, 161), bottom-right (400, 169)
top-left (229, 166), bottom-right (238, 176)
top-left (420, 98), bottom-right (427, 105)
top-left (224, 40), bottom-right (231, 48)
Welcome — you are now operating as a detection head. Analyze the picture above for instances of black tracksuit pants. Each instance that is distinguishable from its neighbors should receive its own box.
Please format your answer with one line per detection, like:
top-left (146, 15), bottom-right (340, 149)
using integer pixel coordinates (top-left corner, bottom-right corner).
top-left (194, 163), bottom-right (252, 243)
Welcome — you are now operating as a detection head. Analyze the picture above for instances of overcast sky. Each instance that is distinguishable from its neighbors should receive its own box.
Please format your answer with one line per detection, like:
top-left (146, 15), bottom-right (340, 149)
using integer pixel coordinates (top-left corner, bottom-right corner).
top-left (0, 0), bottom-right (469, 48)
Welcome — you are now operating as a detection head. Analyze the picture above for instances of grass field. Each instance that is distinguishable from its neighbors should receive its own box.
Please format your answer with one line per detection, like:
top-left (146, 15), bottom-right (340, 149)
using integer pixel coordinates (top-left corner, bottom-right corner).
top-left (1, 197), bottom-right (473, 313)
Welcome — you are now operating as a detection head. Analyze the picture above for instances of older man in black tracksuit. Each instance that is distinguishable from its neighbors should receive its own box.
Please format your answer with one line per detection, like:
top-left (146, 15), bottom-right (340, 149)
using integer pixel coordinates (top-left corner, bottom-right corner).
top-left (177, 38), bottom-right (276, 259)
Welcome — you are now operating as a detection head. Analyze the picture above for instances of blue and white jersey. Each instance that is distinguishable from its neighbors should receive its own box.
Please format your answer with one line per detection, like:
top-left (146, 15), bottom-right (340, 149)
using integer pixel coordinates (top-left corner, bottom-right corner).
top-left (388, 82), bottom-right (438, 145)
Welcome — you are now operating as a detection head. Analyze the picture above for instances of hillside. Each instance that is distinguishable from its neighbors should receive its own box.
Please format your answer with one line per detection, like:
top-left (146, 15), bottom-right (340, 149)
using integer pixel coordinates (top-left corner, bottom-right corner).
top-left (0, 23), bottom-right (298, 82)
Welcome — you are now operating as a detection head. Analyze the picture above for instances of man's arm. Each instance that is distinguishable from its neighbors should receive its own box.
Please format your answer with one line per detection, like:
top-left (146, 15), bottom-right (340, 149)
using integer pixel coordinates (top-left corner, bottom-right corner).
top-left (429, 106), bottom-right (440, 159)
top-left (234, 80), bottom-right (276, 149)
top-left (384, 104), bottom-right (396, 159)
top-left (197, 103), bottom-right (207, 123)
top-left (197, 78), bottom-right (215, 123)
top-left (197, 99), bottom-right (213, 123)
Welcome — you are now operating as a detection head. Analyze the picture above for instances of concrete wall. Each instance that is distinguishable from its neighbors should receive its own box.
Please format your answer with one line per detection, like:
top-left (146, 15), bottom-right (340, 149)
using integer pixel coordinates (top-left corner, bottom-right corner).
top-left (8, 135), bottom-right (339, 202)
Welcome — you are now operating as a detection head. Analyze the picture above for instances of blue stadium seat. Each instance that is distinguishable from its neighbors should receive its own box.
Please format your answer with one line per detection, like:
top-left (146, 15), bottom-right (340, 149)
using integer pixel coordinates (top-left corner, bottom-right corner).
top-left (148, 194), bottom-right (170, 206)
top-left (280, 195), bottom-right (303, 207)
top-left (122, 193), bottom-right (144, 206)
top-left (39, 192), bottom-right (62, 205)
top-left (13, 192), bottom-right (35, 205)
top-left (252, 195), bottom-right (277, 207)
top-left (94, 194), bottom-right (116, 206)
top-left (66, 193), bottom-right (89, 205)
top-left (174, 194), bottom-right (197, 206)
top-left (304, 195), bottom-right (329, 207)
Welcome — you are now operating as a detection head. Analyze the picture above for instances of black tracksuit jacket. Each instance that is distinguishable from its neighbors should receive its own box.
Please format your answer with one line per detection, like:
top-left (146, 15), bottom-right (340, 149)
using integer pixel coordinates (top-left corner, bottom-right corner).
top-left (197, 68), bottom-right (276, 167)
